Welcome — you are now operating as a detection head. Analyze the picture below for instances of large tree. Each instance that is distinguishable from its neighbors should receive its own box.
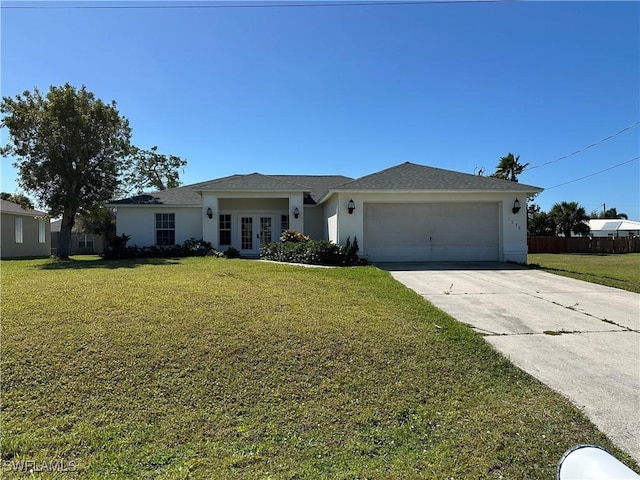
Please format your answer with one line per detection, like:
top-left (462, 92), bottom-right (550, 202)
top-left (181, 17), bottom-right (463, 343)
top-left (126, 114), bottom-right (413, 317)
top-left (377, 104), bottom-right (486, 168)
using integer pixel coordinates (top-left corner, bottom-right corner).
top-left (491, 153), bottom-right (529, 182)
top-left (121, 145), bottom-right (187, 195)
top-left (549, 201), bottom-right (590, 237)
top-left (1, 84), bottom-right (132, 259)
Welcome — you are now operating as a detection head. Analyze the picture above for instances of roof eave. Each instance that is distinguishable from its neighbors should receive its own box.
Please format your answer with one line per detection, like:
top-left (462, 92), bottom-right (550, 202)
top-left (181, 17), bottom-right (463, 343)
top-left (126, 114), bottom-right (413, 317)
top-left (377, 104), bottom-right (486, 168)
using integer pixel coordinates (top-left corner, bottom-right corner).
top-left (318, 187), bottom-right (543, 203)
top-left (106, 203), bottom-right (201, 208)
top-left (194, 188), bottom-right (306, 195)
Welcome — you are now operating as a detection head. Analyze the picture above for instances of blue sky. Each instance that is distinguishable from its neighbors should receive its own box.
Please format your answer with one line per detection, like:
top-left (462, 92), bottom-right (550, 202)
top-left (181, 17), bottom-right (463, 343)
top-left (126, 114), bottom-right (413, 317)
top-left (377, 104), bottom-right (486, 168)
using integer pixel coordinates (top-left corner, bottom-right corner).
top-left (1, 0), bottom-right (639, 218)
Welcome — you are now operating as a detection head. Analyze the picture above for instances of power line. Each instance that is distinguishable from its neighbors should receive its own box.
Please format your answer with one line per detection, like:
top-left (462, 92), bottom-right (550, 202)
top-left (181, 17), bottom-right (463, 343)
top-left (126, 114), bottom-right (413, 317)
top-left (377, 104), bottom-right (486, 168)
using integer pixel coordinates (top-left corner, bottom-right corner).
top-left (526, 120), bottom-right (640, 171)
top-left (544, 156), bottom-right (640, 191)
top-left (1, 0), bottom-right (517, 9)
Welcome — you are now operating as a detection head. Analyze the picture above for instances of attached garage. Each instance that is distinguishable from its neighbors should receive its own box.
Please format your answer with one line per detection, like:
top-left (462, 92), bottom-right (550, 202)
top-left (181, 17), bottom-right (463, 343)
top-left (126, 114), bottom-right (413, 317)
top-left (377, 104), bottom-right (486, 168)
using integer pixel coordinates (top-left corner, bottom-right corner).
top-left (321, 162), bottom-right (541, 263)
top-left (364, 202), bottom-right (500, 262)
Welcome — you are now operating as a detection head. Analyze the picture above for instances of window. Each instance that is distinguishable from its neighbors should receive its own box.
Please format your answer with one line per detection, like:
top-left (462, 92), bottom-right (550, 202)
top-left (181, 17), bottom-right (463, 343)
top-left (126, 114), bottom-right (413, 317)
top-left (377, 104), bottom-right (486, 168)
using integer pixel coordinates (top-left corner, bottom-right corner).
top-left (78, 234), bottom-right (94, 248)
top-left (38, 220), bottom-right (46, 243)
top-left (281, 214), bottom-right (289, 234)
top-left (155, 213), bottom-right (175, 246)
top-left (219, 214), bottom-right (231, 245)
top-left (15, 217), bottom-right (23, 243)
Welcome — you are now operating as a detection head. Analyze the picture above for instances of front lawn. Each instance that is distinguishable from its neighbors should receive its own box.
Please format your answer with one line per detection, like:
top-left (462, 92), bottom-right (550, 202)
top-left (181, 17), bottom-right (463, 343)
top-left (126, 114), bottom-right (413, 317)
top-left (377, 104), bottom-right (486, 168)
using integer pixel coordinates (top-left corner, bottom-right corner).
top-left (1, 257), bottom-right (636, 479)
top-left (527, 253), bottom-right (640, 293)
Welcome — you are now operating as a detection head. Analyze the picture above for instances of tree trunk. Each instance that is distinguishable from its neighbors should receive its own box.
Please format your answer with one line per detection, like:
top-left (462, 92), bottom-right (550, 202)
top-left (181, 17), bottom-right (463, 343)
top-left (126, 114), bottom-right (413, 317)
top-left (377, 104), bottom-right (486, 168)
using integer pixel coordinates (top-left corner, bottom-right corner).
top-left (57, 212), bottom-right (76, 260)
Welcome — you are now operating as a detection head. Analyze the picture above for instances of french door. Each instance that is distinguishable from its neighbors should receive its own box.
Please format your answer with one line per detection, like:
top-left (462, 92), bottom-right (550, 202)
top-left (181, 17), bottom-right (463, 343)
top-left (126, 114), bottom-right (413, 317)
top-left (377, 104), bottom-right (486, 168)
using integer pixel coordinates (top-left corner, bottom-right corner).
top-left (240, 215), bottom-right (274, 255)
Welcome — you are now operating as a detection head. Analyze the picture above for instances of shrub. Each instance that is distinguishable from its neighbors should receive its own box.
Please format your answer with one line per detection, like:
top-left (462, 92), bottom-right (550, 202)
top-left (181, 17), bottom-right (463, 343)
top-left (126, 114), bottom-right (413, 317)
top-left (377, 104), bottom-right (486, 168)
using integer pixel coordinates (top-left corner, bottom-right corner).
top-left (260, 237), bottom-right (367, 266)
top-left (224, 246), bottom-right (240, 258)
top-left (111, 233), bottom-right (131, 248)
top-left (103, 238), bottom-right (221, 260)
top-left (183, 238), bottom-right (220, 256)
top-left (343, 236), bottom-right (359, 266)
top-left (102, 234), bottom-right (131, 259)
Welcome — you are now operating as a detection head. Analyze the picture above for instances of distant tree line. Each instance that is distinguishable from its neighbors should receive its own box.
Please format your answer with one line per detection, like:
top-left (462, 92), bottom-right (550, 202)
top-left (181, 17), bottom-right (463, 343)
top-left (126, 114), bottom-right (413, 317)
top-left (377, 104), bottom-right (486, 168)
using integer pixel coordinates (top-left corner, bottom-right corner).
top-left (589, 207), bottom-right (628, 220)
top-left (528, 202), bottom-right (628, 237)
top-left (477, 152), bottom-right (628, 238)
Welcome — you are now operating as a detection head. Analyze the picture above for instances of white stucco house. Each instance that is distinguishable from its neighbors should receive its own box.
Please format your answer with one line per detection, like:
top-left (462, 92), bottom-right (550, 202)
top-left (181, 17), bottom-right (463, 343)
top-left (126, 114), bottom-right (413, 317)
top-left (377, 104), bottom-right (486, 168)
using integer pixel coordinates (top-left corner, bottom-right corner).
top-left (109, 162), bottom-right (542, 263)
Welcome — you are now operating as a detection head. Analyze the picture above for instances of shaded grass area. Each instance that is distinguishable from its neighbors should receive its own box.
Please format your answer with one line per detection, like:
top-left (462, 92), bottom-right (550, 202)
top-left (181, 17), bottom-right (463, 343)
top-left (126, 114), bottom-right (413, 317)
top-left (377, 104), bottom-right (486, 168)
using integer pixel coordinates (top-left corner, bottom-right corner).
top-left (1, 257), bottom-right (637, 479)
top-left (527, 253), bottom-right (640, 293)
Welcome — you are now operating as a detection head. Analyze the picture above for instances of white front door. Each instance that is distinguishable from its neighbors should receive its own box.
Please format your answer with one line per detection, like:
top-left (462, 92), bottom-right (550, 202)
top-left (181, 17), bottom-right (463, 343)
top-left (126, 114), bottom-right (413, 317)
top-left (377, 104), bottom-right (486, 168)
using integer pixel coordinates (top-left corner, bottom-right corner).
top-left (240, 215), bottom-right (274, 255)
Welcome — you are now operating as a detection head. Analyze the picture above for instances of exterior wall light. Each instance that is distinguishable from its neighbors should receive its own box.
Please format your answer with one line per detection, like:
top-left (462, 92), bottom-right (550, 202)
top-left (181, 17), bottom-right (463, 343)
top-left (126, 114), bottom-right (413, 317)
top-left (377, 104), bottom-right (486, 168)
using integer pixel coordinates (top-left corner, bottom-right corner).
top-left (512, 199), bottom-right (521, 214)
top-left (206, 207), bottom-right (213, 219)
top-left (347, 199), bottom-right (355, 215)
top-left (293, 207), bottom-right (300, 219)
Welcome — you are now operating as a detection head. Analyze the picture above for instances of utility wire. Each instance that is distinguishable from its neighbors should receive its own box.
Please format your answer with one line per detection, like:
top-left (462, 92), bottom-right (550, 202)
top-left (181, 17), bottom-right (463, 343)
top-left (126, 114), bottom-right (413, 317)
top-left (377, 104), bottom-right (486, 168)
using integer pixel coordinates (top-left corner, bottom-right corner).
top-left (526, 120), bottom-right (640, 171)
top-left (1, 0), bottom-right (517, 9)
top-left (544, 156), bottom-right (640, 190)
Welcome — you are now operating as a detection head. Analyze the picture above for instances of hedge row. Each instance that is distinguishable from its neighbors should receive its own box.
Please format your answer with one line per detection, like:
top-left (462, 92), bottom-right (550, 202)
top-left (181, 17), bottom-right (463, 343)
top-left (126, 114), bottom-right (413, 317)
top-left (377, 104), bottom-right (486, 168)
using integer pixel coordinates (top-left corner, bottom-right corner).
top-left (103, 237), bottom-right (223, 259)
top-left (101, 231), bottom-right (367, 266)
top-left (260, 238), bottom-right (367, 266)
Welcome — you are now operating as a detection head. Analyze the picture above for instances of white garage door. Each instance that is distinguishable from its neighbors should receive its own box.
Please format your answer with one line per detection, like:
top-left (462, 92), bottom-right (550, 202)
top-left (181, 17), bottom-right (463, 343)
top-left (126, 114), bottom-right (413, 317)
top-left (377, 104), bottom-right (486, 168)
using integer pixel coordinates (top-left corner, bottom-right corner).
top-left (364, 203), bottom-right (499, 262)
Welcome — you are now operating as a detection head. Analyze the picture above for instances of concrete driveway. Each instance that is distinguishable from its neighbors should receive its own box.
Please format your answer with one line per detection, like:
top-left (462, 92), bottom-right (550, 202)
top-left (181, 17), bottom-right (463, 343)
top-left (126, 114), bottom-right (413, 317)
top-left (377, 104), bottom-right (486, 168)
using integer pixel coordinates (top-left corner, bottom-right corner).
top-left (383, 262), bottom-right (640, 463)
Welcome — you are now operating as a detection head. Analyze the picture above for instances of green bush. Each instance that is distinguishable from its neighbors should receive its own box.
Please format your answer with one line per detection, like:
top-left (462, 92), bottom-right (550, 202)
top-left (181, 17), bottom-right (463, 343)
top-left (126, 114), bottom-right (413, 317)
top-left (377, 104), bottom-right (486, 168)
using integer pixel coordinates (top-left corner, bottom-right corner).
top-left (103, 237), bottom-right (222, 259)
top-left (343, 236), bottom-right (360, 266)
top-left (224, 246), bottom-right (240, 258)
top-left (260, 237), bottom-right (367, 266)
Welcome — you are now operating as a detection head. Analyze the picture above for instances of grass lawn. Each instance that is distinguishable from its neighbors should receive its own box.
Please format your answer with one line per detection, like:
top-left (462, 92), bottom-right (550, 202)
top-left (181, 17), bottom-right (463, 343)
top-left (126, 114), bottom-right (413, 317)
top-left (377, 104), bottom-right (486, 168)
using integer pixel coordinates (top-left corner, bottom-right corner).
top-left (1, 256), bottom-right (637, 479)
top-left (527, 253), bottom-right (640, 293)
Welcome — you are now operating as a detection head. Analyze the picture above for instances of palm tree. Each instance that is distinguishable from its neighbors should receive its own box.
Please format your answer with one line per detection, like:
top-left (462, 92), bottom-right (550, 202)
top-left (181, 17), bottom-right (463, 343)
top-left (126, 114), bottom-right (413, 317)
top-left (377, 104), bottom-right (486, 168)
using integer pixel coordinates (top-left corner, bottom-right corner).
top-left (491, 153), bottom-right (529, 182)
top-left (549, 201), bottom-right (590, 237)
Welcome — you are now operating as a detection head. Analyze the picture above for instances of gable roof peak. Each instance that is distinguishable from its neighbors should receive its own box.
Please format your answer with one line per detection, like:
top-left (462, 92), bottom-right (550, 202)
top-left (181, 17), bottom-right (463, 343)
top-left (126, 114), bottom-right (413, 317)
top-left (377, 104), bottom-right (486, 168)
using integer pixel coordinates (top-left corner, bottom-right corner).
top-left (332, 161), bottom-right (542, 193)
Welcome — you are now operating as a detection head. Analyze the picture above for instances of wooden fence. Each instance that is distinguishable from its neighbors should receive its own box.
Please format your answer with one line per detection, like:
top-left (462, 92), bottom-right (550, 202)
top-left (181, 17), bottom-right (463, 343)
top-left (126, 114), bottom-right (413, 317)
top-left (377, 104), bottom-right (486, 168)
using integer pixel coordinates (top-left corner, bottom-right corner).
top-left (527, 236), bottom-right (640, 254)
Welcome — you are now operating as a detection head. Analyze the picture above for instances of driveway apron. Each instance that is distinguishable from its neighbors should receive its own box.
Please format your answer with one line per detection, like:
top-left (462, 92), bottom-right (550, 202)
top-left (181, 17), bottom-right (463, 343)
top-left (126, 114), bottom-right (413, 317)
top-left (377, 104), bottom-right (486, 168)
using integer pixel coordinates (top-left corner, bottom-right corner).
top-left (383, 262), bottom-right (640, 463)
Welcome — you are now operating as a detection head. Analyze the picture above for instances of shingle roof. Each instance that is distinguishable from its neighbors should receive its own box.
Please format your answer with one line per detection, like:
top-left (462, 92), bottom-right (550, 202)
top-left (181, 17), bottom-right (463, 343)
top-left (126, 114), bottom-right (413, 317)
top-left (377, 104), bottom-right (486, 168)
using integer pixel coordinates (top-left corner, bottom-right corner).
top-left (109, 174), bottom-right (354, 206)
top-left (331, 162), bottom-right (542, 193)
top-left (193, 173), bottom-right (308, 192)
top-left (109, 162), bottom-right (543, 207)
top-left (270, 175), bottom-right (354, 204)
top-left (0, 199), bottom-right (47, 216)
top-left (109, 183), bottom-right (204, 205)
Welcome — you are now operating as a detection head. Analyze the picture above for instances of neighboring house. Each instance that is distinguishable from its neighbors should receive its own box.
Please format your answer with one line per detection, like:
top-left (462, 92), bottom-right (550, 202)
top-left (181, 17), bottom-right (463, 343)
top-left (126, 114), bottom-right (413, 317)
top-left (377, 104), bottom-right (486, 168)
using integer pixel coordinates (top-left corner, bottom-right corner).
top-left (50, 220), bottom-right (106, 255)
top-left (109, 162), bottom-right (543, 263)
top-left (0, 199), bottom-right (51, 259)
top-left (587, 219), bottom-right (640, 238)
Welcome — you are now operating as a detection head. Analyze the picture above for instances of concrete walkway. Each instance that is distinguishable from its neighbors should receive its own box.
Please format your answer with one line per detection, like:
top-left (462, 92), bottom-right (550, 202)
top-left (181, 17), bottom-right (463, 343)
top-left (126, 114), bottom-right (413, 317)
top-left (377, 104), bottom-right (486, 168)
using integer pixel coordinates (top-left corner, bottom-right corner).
top-left (383, 262), bottom-right (640, 463)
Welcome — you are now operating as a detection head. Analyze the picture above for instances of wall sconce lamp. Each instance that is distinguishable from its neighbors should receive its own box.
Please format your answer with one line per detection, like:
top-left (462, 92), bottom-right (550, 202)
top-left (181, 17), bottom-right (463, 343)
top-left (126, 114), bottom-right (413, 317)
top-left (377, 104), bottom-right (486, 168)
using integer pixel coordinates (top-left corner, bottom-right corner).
top-left (512, 199), bottom-right (521, 214)
top-left (293, 207), bottom-right (300, 219)
top-left (347, 199), bottom-right (356, 215)
top-left (206, 207), bottom-right (213, 219)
